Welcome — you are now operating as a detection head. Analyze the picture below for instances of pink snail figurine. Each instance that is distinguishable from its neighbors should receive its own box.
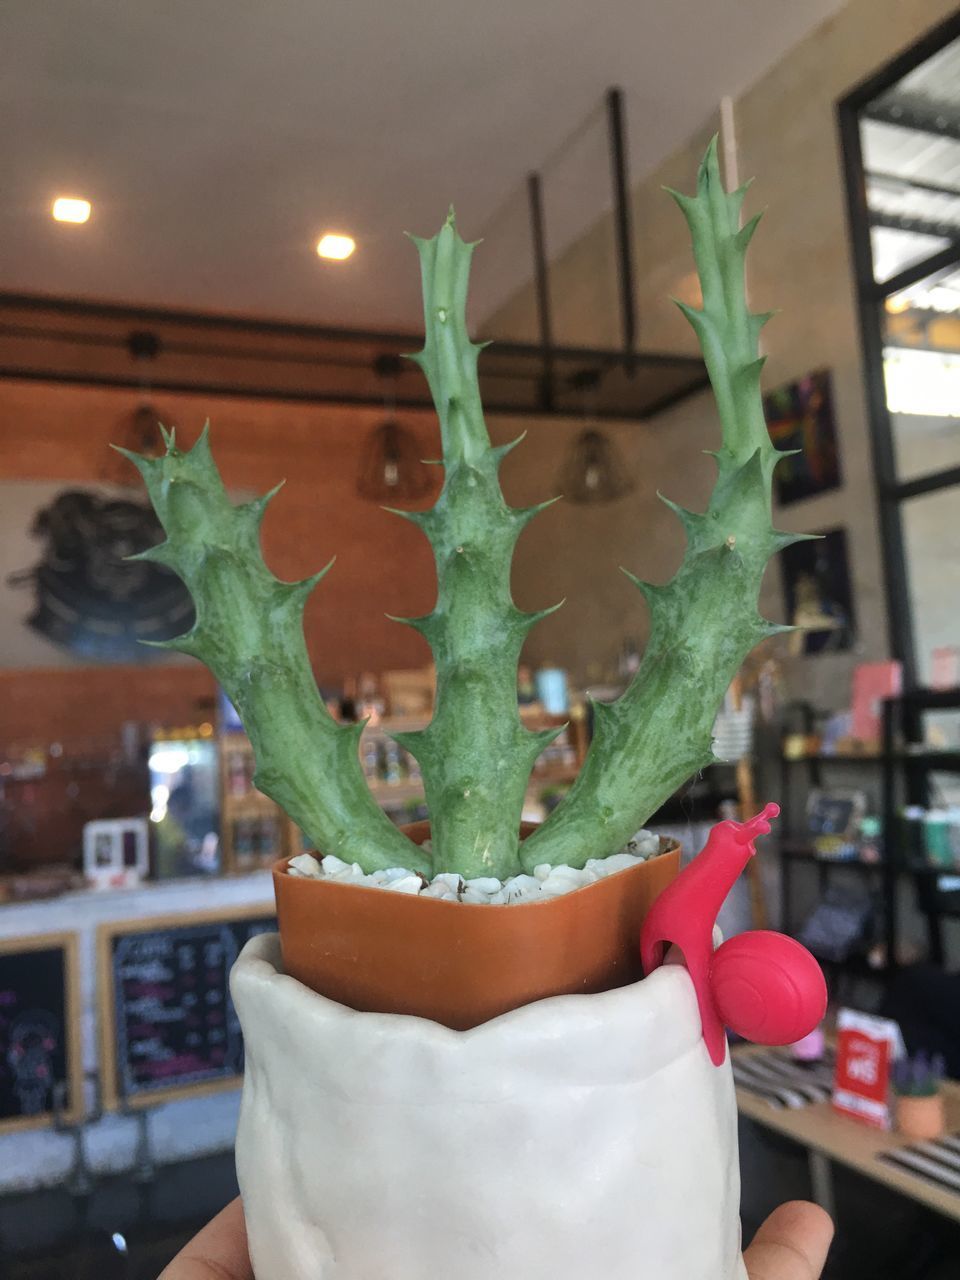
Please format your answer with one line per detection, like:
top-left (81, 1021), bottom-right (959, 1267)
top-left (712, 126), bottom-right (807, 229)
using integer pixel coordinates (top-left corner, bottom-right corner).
top-left (640, 803), bottom-right (827, 1066)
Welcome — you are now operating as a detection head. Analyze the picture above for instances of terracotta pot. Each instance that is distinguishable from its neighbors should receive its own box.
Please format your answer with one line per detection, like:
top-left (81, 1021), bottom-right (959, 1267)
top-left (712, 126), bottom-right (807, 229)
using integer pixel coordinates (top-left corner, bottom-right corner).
top-left (895, 1092), bottom-right (946, 1141)
top-left (272, 821), bottom-right (679, 1030)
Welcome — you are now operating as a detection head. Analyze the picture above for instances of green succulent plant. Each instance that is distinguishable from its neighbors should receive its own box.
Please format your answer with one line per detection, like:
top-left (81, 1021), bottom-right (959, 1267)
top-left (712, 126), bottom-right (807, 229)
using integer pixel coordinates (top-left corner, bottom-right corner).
top-left (121, 138), bottom-right (801, 882)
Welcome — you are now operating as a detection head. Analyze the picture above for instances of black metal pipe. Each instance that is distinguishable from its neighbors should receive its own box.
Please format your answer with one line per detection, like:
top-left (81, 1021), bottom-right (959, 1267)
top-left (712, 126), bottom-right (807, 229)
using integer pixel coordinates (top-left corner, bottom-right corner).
top-left (875, 241), bottom-right (960, 299)
top-left (866, 169), bottom-right (960, 200)
top-left (864, 99), bottom-right (960, 145)
top-left (527, 171), bottom-right (555, 411)
top-left (606, 87), bottom-right (638, 370)
top-left (837, 89), bottom-right (918, 684)
top-left (892, 464), bottom-right (960, 503)
top-left (0, 362), bottom-right (699, 423)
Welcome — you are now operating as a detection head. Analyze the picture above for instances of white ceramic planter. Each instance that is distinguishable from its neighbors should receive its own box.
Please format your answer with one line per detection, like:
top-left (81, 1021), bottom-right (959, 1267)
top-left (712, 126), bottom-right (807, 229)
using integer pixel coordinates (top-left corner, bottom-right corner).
top-left (232, 933), bottom-right (747, 1280)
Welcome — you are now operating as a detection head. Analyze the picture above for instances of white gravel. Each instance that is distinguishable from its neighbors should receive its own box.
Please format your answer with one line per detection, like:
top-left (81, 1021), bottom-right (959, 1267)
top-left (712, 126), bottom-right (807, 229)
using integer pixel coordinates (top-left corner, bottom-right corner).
top-left (287, 830), bottom-right (662, 904)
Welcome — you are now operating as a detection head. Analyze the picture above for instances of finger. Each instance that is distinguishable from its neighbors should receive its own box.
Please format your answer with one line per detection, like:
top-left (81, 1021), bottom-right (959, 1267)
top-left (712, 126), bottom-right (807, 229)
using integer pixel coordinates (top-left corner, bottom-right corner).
top-left (159, 1197), bottom-right (253, 1280)
top-left (743, 1201), bottom-right (834, 1280)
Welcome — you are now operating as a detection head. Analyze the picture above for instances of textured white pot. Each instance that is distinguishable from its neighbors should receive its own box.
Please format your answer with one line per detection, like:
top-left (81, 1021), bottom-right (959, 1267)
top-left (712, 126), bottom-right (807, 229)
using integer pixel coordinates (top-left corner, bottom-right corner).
top-left (232, 933), bottom-right (747, 1280)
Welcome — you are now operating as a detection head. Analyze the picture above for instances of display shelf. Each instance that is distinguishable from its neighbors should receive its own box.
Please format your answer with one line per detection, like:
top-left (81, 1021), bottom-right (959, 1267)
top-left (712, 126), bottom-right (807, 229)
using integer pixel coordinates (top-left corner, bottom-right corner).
top-left (782, 753), bottom-right (881, 765)
top-left (779, 841), bottom-right (950, 877)
top-left (218, 731), bottom-right (292, 873)
top-left (222, 706), bottom-right (588, 861)
top-left (783, 750), bottom-right (960, 769)
top-left (779, 688), bottom-right (960, 980)
top-left (366, 780), bottom-right (427, 807)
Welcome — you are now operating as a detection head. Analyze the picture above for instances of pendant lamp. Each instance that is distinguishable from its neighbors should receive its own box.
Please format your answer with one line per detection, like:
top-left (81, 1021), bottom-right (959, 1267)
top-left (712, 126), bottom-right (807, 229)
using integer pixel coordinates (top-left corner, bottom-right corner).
top-left (356, 356), bottom-right (433, 502)
top-left (558, 370), bottom-right (636, 504)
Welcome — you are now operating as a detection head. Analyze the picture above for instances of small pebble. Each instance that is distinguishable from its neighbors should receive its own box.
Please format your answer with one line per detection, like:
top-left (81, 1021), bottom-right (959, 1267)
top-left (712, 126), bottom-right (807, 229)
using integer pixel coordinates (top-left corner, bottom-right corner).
top-left (539, 865), bottom-right (583, 897)
top-left (503, 874), bottom-right (541, 904)
top-left (432, 872), bottom-right (463, 894)
top-left (288, 853), bottom-right (322, 878)
top-left (369, 867), bottom-right (417, 886)
top-left (589, 852), bottom-right (641, 878)
top-left (421, 879), bottom-right (459, 900)
top-left (382, 875), bottom-right (424, 895)
top-left (464, 877), bottom-right (502, 896)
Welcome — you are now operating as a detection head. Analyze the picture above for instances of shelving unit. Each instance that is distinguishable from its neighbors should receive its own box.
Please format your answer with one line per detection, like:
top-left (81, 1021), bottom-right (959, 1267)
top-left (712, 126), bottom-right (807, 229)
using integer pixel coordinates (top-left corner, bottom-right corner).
top-left (881, 689), bottom-right (960, 973)
top-left (270, 707), bottom-right (590, 859)
top-left (218, 732), bottom-right (293, 873)
top-left (778, 689), bottom-right (960, 980)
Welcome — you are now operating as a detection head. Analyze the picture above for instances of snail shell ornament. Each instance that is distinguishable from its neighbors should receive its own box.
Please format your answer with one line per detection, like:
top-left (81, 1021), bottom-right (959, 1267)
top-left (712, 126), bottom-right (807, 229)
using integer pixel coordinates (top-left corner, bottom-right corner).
top-left (640, 803), bottom-right (827, 1066)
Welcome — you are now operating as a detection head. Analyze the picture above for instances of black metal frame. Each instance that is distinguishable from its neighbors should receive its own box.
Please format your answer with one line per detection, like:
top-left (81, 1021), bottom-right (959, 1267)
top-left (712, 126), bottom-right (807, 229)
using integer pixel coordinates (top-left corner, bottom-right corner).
top-left (519, 84), bottom-right (640, 405)
top-left (606, 87), bottom-right (638, 367)
top-left (836, 10), bottom-right (960, 687)
top-left (2, 86), bottom-right (696, 422)
top-left (526, 171), bottom-right (555, 412)
top-left (0, 289), bottom-right (707, 421)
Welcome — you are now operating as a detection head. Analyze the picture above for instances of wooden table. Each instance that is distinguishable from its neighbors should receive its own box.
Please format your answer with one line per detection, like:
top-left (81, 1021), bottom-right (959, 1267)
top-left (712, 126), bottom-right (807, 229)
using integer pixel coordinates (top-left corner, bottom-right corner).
top-left (733, 1044), bottom-right (960, 1224)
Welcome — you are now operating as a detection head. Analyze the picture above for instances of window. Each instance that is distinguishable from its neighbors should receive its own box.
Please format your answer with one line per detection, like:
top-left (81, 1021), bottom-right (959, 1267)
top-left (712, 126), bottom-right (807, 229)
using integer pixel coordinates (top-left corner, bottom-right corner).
top-left (838, 13), bottom-right (960, 685)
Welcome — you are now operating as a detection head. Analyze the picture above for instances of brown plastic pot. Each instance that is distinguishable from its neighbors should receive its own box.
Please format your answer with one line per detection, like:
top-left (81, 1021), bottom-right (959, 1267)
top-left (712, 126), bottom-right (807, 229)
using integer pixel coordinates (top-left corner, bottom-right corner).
top-left (272, 822), bottom-right (679, 1031)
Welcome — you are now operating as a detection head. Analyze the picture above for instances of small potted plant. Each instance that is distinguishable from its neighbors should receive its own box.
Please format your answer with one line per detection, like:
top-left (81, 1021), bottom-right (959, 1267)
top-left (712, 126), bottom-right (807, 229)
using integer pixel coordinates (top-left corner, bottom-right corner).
top-left (894, 1050), bottom-right (947, 1140)
top-left (121, 140), bottom-right (823, 1280)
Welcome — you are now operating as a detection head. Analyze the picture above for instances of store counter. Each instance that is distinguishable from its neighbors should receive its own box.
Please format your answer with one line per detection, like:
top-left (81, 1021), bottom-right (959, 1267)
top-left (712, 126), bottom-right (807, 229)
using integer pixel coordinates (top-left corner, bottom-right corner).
top-left (0, 871), bottom-right (273, 1193)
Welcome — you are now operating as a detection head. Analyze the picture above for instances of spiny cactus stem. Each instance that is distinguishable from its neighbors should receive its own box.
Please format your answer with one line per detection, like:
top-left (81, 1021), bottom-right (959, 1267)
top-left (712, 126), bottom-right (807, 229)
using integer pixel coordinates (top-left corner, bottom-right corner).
top-left (121, 427), bottom-right (428, 876)
top-left (522, 137), bottom-right (795, 872)
top-left (392, 216), bottom-right (560, 879)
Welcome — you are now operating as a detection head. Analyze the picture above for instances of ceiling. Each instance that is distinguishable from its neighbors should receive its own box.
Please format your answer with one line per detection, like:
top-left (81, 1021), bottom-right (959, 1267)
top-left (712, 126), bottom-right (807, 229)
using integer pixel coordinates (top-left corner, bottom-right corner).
top-left (1, 0), bottom-right (845, 333)
top-left (864, 36), bottom-right (960, 296)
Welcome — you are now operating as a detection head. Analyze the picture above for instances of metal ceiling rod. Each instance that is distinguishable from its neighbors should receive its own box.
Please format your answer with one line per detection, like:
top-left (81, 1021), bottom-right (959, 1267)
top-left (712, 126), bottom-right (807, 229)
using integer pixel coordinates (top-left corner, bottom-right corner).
top-left (869, 210), bottom-right (960, 240)
top-left (526, 170), bottom-right (555, 411)
top-left (866, 169), bottom-right (960, 200)
top-left (607, 86), bottom-right (638, 370)
top-left (865, 97), bottom-right (960, 143)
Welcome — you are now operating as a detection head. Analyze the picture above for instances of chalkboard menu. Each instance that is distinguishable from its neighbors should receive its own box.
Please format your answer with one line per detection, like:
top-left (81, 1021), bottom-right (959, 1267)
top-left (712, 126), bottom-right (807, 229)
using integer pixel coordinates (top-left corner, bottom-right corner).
top-left (98, 906), bottom-right (275, 1109)
top-left (0, 932), bottom-right (82, 1131)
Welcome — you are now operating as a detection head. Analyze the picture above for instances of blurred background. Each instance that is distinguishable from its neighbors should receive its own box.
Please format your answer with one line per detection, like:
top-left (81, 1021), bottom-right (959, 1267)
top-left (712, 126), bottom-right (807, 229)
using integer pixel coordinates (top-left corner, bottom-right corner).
top-left (1, 2), bottom-right (960, 1276)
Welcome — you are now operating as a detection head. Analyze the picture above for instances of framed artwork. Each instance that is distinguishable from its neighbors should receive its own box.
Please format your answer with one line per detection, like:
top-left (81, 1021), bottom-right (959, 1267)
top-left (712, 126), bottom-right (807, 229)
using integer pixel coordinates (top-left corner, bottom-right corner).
top-left (780, 527), bottom-right (856, 655)
top-left (764, 369), bottom-right (842, 505)
top-left (2, 481), bottom-right (195, 665)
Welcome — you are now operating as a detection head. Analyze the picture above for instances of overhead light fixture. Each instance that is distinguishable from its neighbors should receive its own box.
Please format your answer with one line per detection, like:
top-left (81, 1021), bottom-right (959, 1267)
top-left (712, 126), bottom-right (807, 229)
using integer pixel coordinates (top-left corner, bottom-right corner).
top-left (356, 355), bottom-right (434, 503)
top-left (316, 233), bottom-right (356, 261)
top-left (52, 197), bottom-right (92, 224)
top-left (558, 369), bottom-right (636, 505)
top-left (102, 331), bottom-right (167, 483)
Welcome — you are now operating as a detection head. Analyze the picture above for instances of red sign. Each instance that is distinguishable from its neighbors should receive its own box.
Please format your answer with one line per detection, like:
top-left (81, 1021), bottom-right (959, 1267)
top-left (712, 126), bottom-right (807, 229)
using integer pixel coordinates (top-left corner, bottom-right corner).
top-left (832, 1009), bottom-right (903, 1129)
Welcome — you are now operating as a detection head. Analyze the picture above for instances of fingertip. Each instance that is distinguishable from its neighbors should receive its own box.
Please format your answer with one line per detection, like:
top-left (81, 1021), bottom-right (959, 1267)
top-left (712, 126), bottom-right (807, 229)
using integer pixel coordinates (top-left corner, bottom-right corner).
top-left (744, 1200), bottom-right (834, 1279)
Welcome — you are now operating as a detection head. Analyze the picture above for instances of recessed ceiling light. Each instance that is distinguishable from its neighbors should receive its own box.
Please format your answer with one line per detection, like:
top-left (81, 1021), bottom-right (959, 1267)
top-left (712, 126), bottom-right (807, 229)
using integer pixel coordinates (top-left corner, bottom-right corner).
top-left (52, 197), bottom-right (92, 224)
top-left (316, 233), bottom-right (356, 261)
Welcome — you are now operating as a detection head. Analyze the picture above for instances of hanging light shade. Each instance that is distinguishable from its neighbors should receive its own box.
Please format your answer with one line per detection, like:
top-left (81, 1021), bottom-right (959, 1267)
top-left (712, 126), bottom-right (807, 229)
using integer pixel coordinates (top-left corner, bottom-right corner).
top-left (102, 401), bottom-right (166, 483)
top-left (356, 419), bottom-right (433, 503)
top-left (559, 428), bottom-right (636, 504)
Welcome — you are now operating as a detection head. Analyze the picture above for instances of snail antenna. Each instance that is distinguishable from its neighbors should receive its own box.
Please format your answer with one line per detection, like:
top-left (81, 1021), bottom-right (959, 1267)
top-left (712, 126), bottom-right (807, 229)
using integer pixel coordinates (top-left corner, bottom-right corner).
top-left (734, 802), bottom-right (781, 844)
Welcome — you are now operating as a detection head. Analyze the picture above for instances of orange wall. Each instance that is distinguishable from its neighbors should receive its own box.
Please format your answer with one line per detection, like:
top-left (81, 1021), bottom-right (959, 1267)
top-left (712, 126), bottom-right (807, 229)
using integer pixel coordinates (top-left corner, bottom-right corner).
top-left (0, 378), bottom-right (441, 702)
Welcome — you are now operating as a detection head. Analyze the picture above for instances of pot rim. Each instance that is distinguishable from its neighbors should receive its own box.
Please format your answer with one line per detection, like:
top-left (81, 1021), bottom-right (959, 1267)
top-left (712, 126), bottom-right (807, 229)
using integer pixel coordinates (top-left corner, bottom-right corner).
top-left (272, 836), bottom-right (679, 914)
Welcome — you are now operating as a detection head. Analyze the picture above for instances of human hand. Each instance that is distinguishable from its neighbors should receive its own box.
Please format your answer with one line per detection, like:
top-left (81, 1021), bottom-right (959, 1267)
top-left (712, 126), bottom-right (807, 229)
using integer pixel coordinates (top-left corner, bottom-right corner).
top-left (159, 1197), bottom-right (252, 1280)
top-left (161, 1194), bottom-right (833, 1279)
top-left (744, 1201), bottom-right (834, 1279)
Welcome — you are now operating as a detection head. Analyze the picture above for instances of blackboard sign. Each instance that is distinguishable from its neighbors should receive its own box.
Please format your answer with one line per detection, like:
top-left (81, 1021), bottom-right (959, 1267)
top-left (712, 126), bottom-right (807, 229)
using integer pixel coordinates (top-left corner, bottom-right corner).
top-left (0, 932), bottom-right (82, 1131)
top-left (98, 905), bottom-right (275, 1109)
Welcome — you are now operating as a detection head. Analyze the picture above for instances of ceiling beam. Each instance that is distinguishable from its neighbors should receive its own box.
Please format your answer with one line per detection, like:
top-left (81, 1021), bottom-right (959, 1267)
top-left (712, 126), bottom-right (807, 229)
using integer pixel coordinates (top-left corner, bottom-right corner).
top-left (869, 210), bottom-right (960, 240)
top-left (864, 95), bottom-right (960, 143)
top-left (0, 292), bottom-right (709, 423)
top-left (867, 169), bottom-right (960, 200)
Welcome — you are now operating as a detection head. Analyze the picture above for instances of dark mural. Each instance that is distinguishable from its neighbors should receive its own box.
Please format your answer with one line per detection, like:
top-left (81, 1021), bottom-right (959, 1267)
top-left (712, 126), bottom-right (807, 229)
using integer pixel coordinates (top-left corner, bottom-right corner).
top-left (8, 489), bottom-right (195, 662)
